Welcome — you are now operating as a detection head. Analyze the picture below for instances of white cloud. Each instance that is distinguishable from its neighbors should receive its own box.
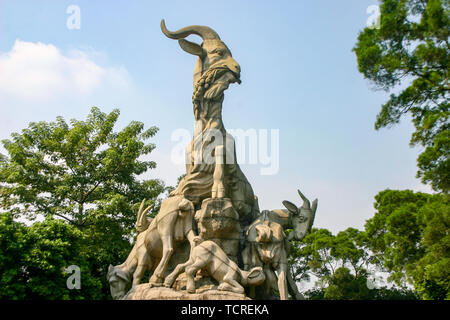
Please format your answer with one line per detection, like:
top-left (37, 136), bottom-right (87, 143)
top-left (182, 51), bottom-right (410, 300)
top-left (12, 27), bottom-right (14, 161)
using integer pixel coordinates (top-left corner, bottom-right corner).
top-left (0, 40), bottom-right (130, 101)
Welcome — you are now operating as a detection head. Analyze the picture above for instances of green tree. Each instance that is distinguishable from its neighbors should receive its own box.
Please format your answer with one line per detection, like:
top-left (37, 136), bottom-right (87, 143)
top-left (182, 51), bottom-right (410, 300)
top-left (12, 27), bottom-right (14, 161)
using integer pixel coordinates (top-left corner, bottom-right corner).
top-left (290, 228), bottom-right (376, 299)
top-left (353, 0), bottom-right (449, 192)
top-left (291, 228), bottom-right (373, 283)
top-left (0, 212), bottom-right (28, 299)
top-left (289, 228), bottom-right (335, 285)
top-left (291, 227), bottom-right (416, 299)
top-left (365, 189), bottom-right (450, 299)
top-left (0, 107), bottom-right (166, 299)
top-left (22, 217), bottom-right (103, 299)
top-left (0, 213), bottom-right (103, 299)
top-left (323, 267), bottom-right (372, 300)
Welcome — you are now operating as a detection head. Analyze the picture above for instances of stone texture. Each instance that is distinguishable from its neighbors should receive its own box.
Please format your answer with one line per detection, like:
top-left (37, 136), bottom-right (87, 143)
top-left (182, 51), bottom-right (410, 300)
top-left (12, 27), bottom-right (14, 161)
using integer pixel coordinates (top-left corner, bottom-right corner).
top-left (107, 19), bottom-right (319, 301)
top-left (163, 240), bottom-right (265, 294)
top-left (123, 284), bottom-right (250, 300)
top-left (195, 198), bottom-right (240, 261)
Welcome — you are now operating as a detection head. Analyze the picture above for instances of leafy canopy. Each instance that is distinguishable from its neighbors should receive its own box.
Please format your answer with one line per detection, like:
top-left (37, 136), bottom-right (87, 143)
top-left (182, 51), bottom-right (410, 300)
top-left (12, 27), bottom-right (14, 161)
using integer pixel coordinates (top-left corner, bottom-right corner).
top-left (0, 107), bottom-right (167, 299)
top-left (0, 106), bottom-right (164, 229)
top-left (365, 189), bottom-right (449, 299)
top-left (353, 0), bottom-right (449, 192)
top-left (0, 212), bottom-right (103, 299)
top-left (290, 227), bottom-right (416, 300)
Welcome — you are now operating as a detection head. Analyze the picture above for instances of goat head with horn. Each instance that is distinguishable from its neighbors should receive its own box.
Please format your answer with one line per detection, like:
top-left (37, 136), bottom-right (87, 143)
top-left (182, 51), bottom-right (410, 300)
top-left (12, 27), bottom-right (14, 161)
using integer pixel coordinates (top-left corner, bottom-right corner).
top-left (282, 190), bottom-right (318, 241)
top-left (160, 19), bottom-right (241, 103)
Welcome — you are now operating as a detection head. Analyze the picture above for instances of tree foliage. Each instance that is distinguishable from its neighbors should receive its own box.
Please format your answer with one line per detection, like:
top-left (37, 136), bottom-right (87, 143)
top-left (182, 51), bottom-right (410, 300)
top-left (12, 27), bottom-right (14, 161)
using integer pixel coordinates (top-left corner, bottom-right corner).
top-left (290, 228), bottom-right (373, 283)
top-left (290, 227), bottom-right (417, 300)
top-left (365, 189), bottom-right (449, 299)
top-left (291, 228), bottom-right (375, 299)
top-left (0, 107), bottom-right (166, 299)
top-left (0, 213), bottom-right (103, 299)
top-left (353, 0), bottom-right (449, 192)
top-left (289, 189), bottom-right (447, 300)
top-left (0, 212), bottom-right (28, 299)
top-left (0, 106), bottom-right (163, 226)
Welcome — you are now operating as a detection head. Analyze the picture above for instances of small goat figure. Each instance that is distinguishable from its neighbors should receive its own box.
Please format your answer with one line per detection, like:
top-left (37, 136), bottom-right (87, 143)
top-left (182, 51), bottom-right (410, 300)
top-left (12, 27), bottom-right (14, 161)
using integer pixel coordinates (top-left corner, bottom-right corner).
top-left (242, 189), bottom-right (318, 300)
top-left (164, 239), bottom-right (265, 294)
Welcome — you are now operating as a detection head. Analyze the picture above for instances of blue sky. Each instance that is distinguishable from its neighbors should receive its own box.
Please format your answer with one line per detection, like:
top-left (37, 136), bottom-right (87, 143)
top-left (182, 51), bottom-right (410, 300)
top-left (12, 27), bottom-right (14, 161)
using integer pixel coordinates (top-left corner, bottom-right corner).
top-left (0, 0), bottom-right (432, 233)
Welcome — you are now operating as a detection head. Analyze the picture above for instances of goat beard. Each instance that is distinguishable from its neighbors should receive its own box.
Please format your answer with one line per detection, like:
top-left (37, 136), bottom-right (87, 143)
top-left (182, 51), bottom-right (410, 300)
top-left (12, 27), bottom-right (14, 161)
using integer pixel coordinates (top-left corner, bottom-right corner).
top-left (203, 82), bottom-right (230, 100)
top-left (192, 67), bottom-right (233, 102)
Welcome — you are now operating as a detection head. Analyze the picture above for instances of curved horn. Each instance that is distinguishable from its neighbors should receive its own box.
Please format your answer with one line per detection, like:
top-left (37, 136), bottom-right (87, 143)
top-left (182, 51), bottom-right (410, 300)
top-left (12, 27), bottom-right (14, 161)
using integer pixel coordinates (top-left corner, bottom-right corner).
top-left (297, 189), bottom-right (311, 209)
top-left (138, 199), bottom-right (146, 216)
top-left (311, 199), bottom-right (318, 214)
top-left (160, 19), bottom-right (220, 40)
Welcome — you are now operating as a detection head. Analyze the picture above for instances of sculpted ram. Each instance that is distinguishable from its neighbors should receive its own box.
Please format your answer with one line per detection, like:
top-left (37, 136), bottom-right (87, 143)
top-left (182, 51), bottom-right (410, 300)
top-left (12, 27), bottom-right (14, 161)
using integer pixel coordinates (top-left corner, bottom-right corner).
top-left (160, 20), bottom-right (257, 224)
top-left (107, 196), bottom-right (196, 299)
top-left (242, 189), bottom-right (318, 300)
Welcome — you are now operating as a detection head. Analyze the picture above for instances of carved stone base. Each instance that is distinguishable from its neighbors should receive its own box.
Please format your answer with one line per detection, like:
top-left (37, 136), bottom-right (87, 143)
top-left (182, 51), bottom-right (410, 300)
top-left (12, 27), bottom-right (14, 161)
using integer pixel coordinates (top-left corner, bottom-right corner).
top-left (123, 284), bottom-right (251, 300)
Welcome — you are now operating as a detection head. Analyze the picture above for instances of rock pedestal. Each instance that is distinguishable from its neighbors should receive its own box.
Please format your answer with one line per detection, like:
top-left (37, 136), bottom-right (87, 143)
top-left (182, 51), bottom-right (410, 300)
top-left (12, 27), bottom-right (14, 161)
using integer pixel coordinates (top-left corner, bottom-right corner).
top-left (194, 198), bottom-right (240, 262)
top-left (124, 284), bottom-right (250, 300)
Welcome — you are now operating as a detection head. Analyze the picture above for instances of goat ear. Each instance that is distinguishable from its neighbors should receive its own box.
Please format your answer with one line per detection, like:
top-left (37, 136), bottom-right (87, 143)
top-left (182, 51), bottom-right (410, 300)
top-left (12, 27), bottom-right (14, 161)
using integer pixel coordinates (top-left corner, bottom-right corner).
top-left (178, 39), bottom-right (205, 57)
top-left (248, 267), bottom-right (263, 279)
top-left (282, 200), bottom-right (298, 214)
top-left (116, 271), bottom-right (129, 282)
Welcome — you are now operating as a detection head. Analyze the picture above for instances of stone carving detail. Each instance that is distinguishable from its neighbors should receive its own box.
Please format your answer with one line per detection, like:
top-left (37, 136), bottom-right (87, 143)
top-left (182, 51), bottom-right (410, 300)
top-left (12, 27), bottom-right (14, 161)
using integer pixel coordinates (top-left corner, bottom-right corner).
top-left (195, 198), bottom-right (240, 262)
top-left (242, 190), bottom-right (317, 300)
top-left (107, 195), bottom-right (196, 299)
top-left (243, 220), bottom-right (291, 299)
top-left (164, 239), bottom-right (265, 294)
top-left (107, 20), bottom-right (318, 300)
top-left (160, 19), bottom-right (256, 223)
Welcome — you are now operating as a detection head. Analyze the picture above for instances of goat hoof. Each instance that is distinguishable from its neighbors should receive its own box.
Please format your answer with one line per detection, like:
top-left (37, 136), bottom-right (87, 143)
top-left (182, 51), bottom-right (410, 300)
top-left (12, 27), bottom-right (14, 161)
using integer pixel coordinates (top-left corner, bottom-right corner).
top-left (187, 287), bottom-right (196, 294)
top-left (151, 282), bottom-right (164, 287)
top-left (149, 274), bottom-right (163, 284)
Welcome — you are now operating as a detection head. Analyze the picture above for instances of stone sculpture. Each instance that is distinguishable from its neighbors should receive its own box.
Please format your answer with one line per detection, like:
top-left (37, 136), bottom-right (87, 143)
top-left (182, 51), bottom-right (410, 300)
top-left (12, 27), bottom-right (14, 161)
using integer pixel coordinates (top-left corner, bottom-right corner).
top-left (107, 201), bottom-right (154, 300)
top-left (255, 190), bottom-right (318, 242)
top-left (244, 220), bottom-right (290, 299)
top-left (164, 239), bottom-right (266, 294)
top-left (160, 19), bottom-right (257, 226)
top-left (107, 20), bottom-right (319, 300)
top-left (242, 190), bottom-right (317, 300)
top-left (107, 195), bottom-right (195, 298)
top-left (135, 199), bottom-right (153, 233)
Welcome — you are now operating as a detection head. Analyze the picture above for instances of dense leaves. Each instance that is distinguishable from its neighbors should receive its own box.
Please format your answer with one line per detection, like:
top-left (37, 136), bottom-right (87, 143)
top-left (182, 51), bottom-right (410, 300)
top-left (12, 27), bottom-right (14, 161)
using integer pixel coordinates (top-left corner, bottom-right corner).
top-left (0, 213), bottom-right (102, 299)
top-left (0, 107), bottom-right (163, 226)
top-left (290, 228), bottom-right (373, 284)
top-left (365, 189), bottom-right (449, 299)
top-left (0, 213), bottom-right (28, 299)
top-left (352, 3), bottom-right (448, 298)
top-left (290, 190), bottom-right (448, 300)
top-left (290, 227), bottom-right (416, 300)
top-left (0, 107), bottom-right (166, 299)
top-left (353, 0), bottom-right (450, 192)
